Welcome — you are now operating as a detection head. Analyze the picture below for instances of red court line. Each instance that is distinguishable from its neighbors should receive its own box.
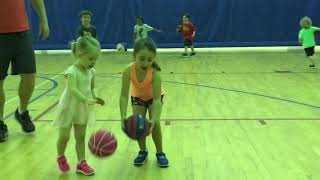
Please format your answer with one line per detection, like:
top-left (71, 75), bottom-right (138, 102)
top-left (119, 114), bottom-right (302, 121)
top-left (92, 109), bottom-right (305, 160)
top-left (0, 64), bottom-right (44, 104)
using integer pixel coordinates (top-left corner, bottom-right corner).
top-left (33, 101), bottom-right (59, 121)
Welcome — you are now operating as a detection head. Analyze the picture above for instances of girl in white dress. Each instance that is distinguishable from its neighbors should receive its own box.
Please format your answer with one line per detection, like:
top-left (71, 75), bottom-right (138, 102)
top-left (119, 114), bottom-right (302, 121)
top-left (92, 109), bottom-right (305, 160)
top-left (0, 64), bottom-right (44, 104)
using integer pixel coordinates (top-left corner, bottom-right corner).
top-left (53, 35), bottom-right (105, 176)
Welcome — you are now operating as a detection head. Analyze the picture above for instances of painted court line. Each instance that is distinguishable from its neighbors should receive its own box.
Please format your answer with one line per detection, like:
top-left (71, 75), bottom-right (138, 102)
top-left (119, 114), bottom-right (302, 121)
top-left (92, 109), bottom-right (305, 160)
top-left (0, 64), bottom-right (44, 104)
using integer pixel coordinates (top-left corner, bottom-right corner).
top-left (5, 73), bottom-right (62, 105)
top-left (3, 75), bottom-right (60, 121)
top-left (36, 118), bottom-right (320, 122)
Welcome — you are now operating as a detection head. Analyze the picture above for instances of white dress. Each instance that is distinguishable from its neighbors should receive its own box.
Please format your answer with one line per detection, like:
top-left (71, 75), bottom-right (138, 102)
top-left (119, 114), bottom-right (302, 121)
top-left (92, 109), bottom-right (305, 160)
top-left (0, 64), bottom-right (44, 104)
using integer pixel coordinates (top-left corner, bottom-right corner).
top-left (52, 65), bottom-right (96, 128)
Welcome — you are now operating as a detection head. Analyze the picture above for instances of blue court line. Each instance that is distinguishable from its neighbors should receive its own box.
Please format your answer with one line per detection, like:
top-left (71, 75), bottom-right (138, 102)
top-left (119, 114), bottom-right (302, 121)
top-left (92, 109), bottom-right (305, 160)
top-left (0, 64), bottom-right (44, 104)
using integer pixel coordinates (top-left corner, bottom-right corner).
top-left (5, 88), bottom-right (49, 91)
top-left (3, 76), bottom-right (58, 121)
top-left (164, 81), bottom-right (320, 109)
top-left (97, 75), bottom-right (320, 110)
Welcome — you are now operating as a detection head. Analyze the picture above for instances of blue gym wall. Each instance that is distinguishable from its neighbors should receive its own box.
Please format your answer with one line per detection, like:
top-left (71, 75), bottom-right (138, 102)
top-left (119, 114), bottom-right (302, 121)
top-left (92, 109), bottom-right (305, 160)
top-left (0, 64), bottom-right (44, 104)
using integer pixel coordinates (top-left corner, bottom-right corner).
top-left (26, 0), bottom-right (320, 49)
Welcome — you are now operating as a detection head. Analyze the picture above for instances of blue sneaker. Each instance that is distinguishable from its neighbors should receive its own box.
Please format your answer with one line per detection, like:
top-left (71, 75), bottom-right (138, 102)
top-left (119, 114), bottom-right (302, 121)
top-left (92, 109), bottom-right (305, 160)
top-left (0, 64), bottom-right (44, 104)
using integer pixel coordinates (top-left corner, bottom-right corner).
top-left (134, 150), bottom-right (148, 166)
top-left (156, 152), bottom-right (169, 167)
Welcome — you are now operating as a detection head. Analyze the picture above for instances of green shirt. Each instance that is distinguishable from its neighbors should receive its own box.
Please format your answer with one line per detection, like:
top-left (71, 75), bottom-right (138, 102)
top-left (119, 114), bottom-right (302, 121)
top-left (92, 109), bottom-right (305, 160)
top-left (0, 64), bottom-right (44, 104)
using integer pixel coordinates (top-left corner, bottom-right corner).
top-left (299, 26), bottom-right (320, 48)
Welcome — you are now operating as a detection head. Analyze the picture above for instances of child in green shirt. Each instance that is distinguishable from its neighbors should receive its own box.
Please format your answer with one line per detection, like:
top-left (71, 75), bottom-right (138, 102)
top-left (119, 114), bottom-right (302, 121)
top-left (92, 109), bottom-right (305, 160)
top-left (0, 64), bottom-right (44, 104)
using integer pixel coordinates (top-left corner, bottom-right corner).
top-left (299, 16), bottom-right (320, 68)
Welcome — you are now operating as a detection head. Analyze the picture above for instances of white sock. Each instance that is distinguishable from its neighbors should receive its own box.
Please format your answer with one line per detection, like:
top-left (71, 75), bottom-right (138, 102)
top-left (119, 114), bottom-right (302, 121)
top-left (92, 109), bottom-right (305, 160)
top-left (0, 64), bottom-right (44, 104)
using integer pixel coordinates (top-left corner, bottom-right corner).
top-left (18, 107), bottom-right (23, 114)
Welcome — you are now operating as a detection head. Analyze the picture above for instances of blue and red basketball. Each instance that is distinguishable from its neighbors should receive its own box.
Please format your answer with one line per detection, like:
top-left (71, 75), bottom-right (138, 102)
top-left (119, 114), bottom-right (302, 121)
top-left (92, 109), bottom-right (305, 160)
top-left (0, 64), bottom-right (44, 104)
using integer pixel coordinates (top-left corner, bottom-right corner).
top-left (123, 114), bottom-right (150, 140)
top-left (88, 130), bottom-right (117, 157)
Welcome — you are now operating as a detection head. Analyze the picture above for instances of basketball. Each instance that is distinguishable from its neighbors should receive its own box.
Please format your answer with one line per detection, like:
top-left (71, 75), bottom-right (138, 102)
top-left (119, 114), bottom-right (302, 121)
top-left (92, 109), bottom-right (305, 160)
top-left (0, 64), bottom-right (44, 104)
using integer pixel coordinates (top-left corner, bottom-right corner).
top-left (123, 114), bottom-right (150, 140)
top-left (116, 43), bottom-right (125, 52)
top-left (88, 130), bottom-right (117, 157)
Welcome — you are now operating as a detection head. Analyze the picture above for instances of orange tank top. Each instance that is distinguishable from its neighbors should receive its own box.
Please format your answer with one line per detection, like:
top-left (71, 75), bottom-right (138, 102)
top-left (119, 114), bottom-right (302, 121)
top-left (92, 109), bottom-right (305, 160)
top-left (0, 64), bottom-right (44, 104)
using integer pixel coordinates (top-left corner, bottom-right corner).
top-left (130, 63), bottom-right (164, 101)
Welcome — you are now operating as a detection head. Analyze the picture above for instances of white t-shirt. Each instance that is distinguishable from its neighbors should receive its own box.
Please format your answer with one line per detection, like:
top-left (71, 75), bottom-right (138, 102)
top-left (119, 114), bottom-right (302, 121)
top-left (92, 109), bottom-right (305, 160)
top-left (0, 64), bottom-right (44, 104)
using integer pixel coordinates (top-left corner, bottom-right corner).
top-left (134, 24), bottom-right (154, 41)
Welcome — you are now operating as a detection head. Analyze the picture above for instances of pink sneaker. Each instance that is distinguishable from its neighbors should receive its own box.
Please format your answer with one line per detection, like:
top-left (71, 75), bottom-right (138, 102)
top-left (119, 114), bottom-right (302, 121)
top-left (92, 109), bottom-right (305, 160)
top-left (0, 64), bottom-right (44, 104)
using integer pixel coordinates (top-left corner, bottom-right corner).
top-left (76, 160), bottom-right (94, 176)
top-left (57, 156), bottom-right (70, 173)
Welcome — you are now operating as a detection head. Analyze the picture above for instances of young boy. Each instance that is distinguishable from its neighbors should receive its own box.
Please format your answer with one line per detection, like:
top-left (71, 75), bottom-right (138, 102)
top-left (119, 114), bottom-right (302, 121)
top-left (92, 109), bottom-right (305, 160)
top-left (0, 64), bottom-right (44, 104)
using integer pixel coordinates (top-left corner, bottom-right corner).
top-left (77, 10), bottom-right (97, 39)
top-left (176, 14), bottom-right (197, 57)
top-left (133, 16), bottom-right (161, 43)
top-left (298, 16), bottom-right (320, 68)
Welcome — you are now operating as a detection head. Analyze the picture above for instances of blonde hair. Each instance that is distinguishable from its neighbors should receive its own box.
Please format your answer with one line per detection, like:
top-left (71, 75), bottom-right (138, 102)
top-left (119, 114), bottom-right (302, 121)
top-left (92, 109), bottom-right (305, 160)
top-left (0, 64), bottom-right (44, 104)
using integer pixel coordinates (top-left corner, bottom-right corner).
top-left (71, 35), bottom-right (101, 56)
top-left (300, 16), bottom-right (312, 28)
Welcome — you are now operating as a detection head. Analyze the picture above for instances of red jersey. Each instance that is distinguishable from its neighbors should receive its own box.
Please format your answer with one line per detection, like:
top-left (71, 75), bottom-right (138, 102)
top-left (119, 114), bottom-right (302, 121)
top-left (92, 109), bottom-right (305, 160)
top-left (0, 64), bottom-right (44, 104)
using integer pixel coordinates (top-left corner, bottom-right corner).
top-left (182, 22), bottom-right (196, 40)
top-left (0, 0), bottom-right (30, 33)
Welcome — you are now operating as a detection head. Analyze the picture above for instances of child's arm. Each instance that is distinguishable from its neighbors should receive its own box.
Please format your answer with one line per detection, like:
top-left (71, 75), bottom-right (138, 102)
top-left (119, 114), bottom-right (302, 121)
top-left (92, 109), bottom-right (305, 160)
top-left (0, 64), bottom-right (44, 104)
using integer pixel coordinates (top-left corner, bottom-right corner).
top-left (146, 24), bottom-right (161, 32)
top-left (191, 24), bottom-right (196, 37)
top-left (120, 67), bottom-right (131, 124)
top-left (133, 26), bottom-right (137, 41)
top-left (299, 38), bottom-right (303, 44)
top-left (149, 71), bottom-right (163, 132)
top-left (151, 27), bottom-right (162, 32)
top-left (66, 74), bottom-right (96, 104)
top-left (152, 28), bottom-right (162, 32)
top-left (176, 25), bottom-right (182, 32)
top-left (91, 74), bottom-right (105, 105)
top-left (93, 27), bottom-right (98, 39)
top-left (298, 31), bottom-right (303, 44)
top-left (133, 32), bottom-right (137, 41)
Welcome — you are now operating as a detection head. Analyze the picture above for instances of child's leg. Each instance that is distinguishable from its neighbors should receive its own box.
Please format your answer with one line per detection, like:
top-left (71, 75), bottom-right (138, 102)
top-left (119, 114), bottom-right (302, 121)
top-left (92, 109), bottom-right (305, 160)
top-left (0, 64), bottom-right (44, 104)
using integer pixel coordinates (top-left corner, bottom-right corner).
top-left (191, 45), bottom-right (195, 53)
top-left (148, 105), bottom-right (163, 153)
top-left (132, 105), bottom-right (147, 150)
top-left (308, 56), bottom-right (316, 65)
top-left (305, 47), bottom-right (316, 66)
top-left (184, 46), bottom-right (188, 54)
top-left (74, 124), bottom-right (94, 175)
top-left (73, 124), bottom-right (87, 162)
top-left (57, 126), bottom-right (72, 156)
top-left (148, 103), bottom-right (169, 167)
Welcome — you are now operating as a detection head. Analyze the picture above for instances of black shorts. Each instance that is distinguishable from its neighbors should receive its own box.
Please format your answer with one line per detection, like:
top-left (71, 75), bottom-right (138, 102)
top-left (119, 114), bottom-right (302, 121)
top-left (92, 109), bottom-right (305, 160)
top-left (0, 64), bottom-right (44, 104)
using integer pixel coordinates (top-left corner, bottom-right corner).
top-left (184, 39), bottom-right (193, 47)
top-left (304, 46), bottom-right (315, 57)
top-left (131, 95), bottom-right (164, 108)
top-left (0, 30), bottom-right (36, 80)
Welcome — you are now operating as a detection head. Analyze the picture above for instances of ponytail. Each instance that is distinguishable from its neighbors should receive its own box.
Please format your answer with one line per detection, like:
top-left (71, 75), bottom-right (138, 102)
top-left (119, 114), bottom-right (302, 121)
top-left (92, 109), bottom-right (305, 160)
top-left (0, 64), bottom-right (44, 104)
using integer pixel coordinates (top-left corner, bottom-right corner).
top-left (152, 61), bottom-right (161, 71)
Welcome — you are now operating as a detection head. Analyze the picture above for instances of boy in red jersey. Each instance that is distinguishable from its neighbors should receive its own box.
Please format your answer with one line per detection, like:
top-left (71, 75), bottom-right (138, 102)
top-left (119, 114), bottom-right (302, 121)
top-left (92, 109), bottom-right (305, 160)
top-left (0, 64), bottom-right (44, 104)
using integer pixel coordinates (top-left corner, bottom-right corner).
top-left (176, 14), bottom-right (197, 57)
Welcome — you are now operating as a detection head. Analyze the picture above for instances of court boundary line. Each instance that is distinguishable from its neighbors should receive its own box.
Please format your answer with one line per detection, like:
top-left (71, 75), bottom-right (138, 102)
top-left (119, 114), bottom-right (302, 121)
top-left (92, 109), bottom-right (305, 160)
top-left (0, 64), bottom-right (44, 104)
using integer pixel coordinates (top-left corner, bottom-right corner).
top-left (34, 46), bottom-right (312, 54)
top-left (4, 76), bottom-right (59, 121)
top-left (36, 71), bottom-right (320, 76)
top-left (4, 74), bottom-right (61, 105)
top-left (94, 75), bottom-right (320, 110)
top-left (35, 118), bottom-right (320, 122)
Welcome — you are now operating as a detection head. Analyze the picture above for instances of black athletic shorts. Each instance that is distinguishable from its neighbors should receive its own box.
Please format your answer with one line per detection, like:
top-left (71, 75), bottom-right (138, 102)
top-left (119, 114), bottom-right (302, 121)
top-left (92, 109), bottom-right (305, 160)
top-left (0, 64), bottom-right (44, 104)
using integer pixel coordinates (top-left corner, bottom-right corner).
top-left (0, 30), bottom-right (36, 80)
top-left (304, 46), bottom-right (315, 57)
top-left (184, 39), bottom-right (193, 47)
top-left (131, 95), bottom-right (164, 108)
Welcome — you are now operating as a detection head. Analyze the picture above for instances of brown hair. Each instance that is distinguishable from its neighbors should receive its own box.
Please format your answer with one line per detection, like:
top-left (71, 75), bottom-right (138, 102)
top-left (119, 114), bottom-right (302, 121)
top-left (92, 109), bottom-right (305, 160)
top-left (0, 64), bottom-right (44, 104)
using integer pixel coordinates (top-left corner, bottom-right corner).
top-left (133, 38), bottom-right (161, 71)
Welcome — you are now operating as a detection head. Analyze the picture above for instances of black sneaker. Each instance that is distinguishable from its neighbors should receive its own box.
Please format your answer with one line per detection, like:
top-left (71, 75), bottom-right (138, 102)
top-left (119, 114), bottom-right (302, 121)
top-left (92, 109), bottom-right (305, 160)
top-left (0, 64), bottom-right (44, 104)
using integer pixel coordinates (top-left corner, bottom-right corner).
top-left (190, 52), bottom-right (196, 56)
top-left (309, 64), bottom-right (316, 68)
top-left (134, 150), bottom-right (148, 166)
top-left (182, 53), bottom-right (188, 57)
top-left (14, 109), bottom-right (35, 133)
top-left (156, 152), bottom-right (169, 168)
top-left (0, 120), bottom-right (8, 142)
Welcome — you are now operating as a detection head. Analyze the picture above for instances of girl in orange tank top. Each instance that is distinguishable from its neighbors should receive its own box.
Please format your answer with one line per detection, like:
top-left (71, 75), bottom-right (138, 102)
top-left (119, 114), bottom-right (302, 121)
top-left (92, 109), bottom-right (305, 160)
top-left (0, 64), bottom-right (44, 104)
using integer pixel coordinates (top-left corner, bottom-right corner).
top-left (119, 38), bottom-right (169, 167)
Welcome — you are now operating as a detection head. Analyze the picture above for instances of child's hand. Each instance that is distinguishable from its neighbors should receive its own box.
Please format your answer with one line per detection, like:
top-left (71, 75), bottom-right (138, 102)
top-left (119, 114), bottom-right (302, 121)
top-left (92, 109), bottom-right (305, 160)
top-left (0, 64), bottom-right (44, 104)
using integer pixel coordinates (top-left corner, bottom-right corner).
top-left (95, 97), bottom-right (105, 106)
top-left (121, 119), bottom-right (126, 130)
top-left (176, 25), bottom-right (182, 32)
top-left (86, 99), bottom-right (97, 105)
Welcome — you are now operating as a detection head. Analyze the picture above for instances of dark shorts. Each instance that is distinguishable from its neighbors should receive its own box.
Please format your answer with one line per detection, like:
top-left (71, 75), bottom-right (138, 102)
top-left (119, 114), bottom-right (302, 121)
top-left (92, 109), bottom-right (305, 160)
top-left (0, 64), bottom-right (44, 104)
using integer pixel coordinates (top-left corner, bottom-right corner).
top-left (184, 39), bottom-right (193, 47)
top-left (304, 46), bottom-right (315, 57)
top-left (0, 30), bottom-right (36, 80)
top-left (131, 95), bottom-right (164, 108)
